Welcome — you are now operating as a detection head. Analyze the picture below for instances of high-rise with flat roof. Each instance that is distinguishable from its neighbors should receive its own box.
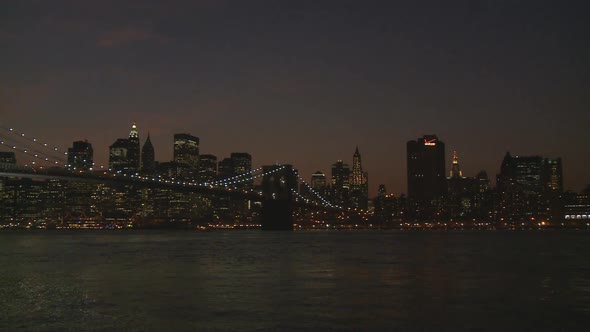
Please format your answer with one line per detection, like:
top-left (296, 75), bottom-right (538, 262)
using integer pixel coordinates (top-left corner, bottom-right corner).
top-left (407, 135), bottom-right (446, 202)
top-left (67, 140), bottom-right (93, 171)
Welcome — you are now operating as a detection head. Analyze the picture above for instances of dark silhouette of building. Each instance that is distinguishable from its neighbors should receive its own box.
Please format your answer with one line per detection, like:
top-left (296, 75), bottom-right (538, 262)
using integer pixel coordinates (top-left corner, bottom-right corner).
top-left (407, 135), bottom-right (446, 202)
top-left (218, 158), bottom-right (234, 179)
top-left (141, 133), bottom-right (155, 173)
top-left (67, 140), bottom-right (93, 171)
top-left (261, 164), bottom-right (296, 230)
top-left (406, 135), bottom-right (446, 220)
top-left (0, 151), bottom-right (17, 165)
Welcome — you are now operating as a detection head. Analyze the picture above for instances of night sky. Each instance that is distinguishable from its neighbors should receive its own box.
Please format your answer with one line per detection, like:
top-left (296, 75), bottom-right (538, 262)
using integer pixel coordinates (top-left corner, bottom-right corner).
top-left (1, 0), bottom-right (589, 195)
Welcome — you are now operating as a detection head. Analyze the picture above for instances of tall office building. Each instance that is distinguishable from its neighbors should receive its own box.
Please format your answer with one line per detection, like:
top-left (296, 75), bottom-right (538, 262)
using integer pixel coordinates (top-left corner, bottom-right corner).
top-left (108, 123), bottom-right (141, 173)
top-left (351, 147), bottom-right (369, 209)
top-left (331, 160), bottom-right (351, 207)
top-left (407, 135), bottom-right (446, 202)
top-left (127, 123), bottom-right (140, 171)
top-left (109, 139), bottom-right (130, 173)
top-left (67, 140), bottom-right (93, 171)
top-left (198, 154), bottom-right (217, 183)
top-left (311, 171), bottom-right (327, 191)
top-left (173, 133), bottom-right (199, 180)
top-left (218, 158), bottom-right (234, 179)
top-left (141, 133), bottom-right (155, 173)
top-left (544, 158), bottom-right (563, 192)
top-left (231, 153), bottom-right (252, 189)
top-left (174, 134), bottom-right (199, 168)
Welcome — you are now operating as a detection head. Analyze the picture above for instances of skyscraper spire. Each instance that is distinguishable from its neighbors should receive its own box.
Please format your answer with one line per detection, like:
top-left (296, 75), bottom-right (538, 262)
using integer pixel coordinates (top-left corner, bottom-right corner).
top-left (141, 131), bottom-right (155, 173)
top-left (450, 150), bottom-right (462, 178)
top-left (129, 122), bottom-right (139, 139)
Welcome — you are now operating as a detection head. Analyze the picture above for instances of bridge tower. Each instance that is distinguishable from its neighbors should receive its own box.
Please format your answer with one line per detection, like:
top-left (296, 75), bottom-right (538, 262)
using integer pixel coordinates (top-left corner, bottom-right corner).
top-left (261, 165), bottom-right (296, 230)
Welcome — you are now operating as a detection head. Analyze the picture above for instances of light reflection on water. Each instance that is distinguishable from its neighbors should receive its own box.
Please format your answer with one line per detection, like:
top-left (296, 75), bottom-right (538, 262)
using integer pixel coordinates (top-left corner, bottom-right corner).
top-left (1, 230), bottom-right (589, 331)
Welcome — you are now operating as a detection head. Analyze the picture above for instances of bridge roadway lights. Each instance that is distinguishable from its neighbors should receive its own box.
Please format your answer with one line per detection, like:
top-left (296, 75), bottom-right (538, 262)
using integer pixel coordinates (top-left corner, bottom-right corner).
top-left (261, 199), bottom-right (293, 231)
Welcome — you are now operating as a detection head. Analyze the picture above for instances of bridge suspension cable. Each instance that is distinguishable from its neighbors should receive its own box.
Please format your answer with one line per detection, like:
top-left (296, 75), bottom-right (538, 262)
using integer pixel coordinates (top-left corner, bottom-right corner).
top-left (0, 137), bottom-right (67, 167)
top-left (220, 166), bottom-right (286, 190)
top-left (0, 125), bottom-right (69, 157)
top-left (203, 167), bottom-right (264, 186)
top-left (291, 169), bottom-right (341, 209)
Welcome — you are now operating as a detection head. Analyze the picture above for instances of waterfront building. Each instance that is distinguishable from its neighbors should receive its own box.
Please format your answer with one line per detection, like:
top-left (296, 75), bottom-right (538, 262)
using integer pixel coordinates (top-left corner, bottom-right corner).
top-left (496, 153), bottom-right (563, 221)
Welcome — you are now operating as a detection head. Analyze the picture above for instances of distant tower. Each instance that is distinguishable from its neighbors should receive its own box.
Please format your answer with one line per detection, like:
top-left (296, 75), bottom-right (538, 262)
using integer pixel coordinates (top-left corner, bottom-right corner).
top-left (141, 133), bottom-right (155, 173)
top-left (127, 123), bottom-right (140, 171)
top-left (450, 150), bottom-right (463, 178)
top-left (351, 146), bottom-right (368, 209)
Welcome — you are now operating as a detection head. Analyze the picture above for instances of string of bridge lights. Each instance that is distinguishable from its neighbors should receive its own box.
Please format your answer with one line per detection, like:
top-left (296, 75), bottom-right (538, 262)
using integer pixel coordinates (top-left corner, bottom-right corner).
top-left (291, 169), bottom-right (341, 209)
top-left (203, 167), bottom-right (264, 186)
top-left (1, 125), bottom-right (365, 213)
top-left (0, 139), bottom-right (66, 167)
top-left (219, 166), bottom-right (286, 189)
top-left (0, 125), bottom-right (69, 157)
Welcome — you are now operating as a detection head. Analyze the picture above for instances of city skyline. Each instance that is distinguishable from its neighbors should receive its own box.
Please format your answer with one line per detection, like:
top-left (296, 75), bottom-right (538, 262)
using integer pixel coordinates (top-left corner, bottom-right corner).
top-left (2, 1), bottom-right (589, 195)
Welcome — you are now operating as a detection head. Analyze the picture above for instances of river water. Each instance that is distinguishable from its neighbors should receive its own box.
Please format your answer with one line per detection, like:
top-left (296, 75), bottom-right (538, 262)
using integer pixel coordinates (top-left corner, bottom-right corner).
top-left (1, 230), bottom-right (589, 331)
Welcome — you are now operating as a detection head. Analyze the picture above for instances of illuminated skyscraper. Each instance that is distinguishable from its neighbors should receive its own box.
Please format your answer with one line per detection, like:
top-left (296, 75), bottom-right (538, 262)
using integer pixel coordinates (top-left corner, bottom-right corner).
top-left (67, 140), bottom-right (93, 171)
top-left (173, 133), bottom-right (199, 180)
top-left (331, 160), bottom-right (351, 207)
top-left (127, 123), bottom-right (140, 171)
top-left (351, 147), bottom-right (368, 209)
top-left (231, 153), bottom-right (252, 189)
top-left (311, 171), bottom-right (327, 191)
top-left (173, 134), bottom-right (199, 168)
top-left (141, 133), bottom-right (155, 173)
top-left (449, 150), bottom-right (462, 178)
top-left (198, 154), bottom-right (217, 183)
